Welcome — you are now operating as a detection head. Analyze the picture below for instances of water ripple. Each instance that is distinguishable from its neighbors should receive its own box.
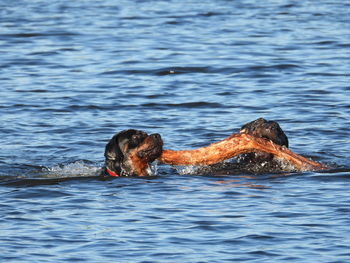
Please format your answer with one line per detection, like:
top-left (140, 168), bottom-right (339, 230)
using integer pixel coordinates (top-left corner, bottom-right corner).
top-left (1, 0), bottom-right (350, 262)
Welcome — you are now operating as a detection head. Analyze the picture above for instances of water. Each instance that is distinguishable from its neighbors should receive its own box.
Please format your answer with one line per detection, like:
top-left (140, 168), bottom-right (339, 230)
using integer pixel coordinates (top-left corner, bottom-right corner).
top-left (1, 0), bottom-right (350, 262)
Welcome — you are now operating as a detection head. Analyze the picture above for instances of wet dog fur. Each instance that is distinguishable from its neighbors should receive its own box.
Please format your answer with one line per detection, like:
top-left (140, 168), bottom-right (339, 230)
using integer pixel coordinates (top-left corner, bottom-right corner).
top-left (102, 129), bottom-right (163, 177)
top-left (239, 118), bottom-right (289, 163)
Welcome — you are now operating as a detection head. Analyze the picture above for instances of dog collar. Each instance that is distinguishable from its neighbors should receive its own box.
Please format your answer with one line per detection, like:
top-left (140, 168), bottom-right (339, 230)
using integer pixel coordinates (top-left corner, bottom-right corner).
top-left (106, 168), bottom-right (119, 177)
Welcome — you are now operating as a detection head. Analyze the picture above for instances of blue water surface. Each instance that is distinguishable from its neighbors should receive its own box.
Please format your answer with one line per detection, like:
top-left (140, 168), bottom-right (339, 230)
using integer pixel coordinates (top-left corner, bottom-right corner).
top-left (1, 0), bottom-right (350, 262)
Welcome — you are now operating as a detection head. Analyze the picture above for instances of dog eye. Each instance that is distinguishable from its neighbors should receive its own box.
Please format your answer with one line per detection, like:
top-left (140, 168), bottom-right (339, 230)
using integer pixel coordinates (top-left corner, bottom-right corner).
top-left (129, 134), bottom-right (142, 147)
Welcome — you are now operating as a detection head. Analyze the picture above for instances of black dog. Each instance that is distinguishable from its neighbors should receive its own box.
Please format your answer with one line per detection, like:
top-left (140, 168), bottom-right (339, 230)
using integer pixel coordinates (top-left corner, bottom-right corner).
top-left (239, 118), bottom-right (289, 163)
top-left (197, 118), bottom-right (290, 175)
top-left (102, 129), bottom-right (163, 177)
top-left (101, 119), bottom-right (288, 177)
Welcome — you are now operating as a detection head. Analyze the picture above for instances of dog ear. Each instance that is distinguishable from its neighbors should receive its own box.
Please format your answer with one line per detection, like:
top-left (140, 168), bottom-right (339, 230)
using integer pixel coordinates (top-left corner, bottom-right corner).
top-left (104, 133), bottom-right (123, 169)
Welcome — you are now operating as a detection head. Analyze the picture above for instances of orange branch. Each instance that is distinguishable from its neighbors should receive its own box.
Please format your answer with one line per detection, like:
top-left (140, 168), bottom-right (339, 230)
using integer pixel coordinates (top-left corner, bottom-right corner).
top-left (159, 133), bottom-right (326, 171)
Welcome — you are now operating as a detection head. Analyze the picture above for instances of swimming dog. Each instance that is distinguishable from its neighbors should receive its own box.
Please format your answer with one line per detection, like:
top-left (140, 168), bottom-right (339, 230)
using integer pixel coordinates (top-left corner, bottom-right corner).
top-left (102, 129), bottom-right (163, 177)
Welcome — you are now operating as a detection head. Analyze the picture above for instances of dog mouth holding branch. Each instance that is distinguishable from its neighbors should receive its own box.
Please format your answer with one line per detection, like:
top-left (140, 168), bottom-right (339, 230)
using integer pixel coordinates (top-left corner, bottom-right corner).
top-left (102, 129), bottom-right (163, 177)
top-left (102, 119), bottom-right (326, 177)
top-left (230, 118), bottom-right (291, 173)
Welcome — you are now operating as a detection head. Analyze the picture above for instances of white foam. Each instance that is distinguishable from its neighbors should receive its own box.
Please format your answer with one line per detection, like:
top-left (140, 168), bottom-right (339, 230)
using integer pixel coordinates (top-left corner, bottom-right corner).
top-left (42, 160), bottom-right (161, 178)
top-left (274, 158), bottom-right (298, 172)
top-left (175, 165), bottom-right (200, 175)
top-left (42, 160), bottom-right (101, 178)
top-left (150, 161), bottom-right (159, 176)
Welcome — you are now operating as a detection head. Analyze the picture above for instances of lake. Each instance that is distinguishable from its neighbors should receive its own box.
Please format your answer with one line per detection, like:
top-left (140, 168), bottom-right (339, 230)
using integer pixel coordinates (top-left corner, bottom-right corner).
top-left (1, 0), bottom-right (350, 262)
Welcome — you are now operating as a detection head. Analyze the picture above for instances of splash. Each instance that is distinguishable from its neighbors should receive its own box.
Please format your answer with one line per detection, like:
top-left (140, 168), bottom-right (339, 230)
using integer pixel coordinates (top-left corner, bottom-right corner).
top-left (150, 161), bottom-right (160, 176)
top-left (42, 160), bottom-right (101, 178)
top-left (175, 165), bottom-right (200, 175)
top-left (42, 160), bottom-right (161, 178)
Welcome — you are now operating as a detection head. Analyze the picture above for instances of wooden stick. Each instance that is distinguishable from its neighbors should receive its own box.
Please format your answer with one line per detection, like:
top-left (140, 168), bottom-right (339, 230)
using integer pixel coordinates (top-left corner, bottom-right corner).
top-left (159, 133), bottom-right (326, 171)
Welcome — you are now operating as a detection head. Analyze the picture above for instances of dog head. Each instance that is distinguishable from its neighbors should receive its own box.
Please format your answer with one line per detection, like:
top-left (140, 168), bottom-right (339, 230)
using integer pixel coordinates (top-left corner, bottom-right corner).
top-left (239, 118), bottom-right (289, 162)
top-left (104, 129), bottom-right (163, 176)
top-left (240, 118), bottom-right (288, 147)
